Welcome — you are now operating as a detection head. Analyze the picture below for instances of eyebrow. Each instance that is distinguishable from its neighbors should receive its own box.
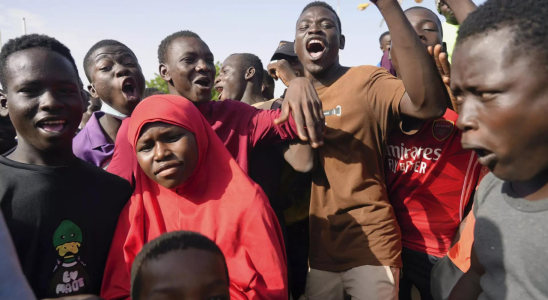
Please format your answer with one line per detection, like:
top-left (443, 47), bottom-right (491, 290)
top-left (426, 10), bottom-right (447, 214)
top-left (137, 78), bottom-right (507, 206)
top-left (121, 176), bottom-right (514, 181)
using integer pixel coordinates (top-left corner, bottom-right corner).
top-left (419, 19), bottom-right (439, 27)
top-left (94, 51), bottom-right (134, 62)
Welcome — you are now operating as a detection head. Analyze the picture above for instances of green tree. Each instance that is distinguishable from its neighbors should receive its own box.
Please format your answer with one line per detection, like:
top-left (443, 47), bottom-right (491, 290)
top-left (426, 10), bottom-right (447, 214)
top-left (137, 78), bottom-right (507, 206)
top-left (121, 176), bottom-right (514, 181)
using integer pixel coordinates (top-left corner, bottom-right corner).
top-left (145, 73), bottom-right (169, 94)
top-left (145, 61), bottom-right (222, 101)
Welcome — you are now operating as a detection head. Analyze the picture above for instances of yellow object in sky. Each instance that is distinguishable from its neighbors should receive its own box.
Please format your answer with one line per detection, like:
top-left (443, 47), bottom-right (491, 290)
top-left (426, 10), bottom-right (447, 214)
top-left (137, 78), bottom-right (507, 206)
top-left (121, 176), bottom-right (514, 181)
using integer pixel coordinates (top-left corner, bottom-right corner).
top-left (357, 3), bottom-right (370, 10)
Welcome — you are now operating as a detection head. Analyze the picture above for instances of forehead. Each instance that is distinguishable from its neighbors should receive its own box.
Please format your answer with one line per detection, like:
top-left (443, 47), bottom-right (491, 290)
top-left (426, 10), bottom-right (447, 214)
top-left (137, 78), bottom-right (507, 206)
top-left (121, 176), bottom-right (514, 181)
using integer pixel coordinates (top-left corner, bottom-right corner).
top-left (452, 28), bottom-right (526, 88)
top-left (299, 6), bottom-right (338, 24)
top-left (404, 8), bottom-right (440, 27)
top-left (92, 45), bottom-right (136, 61)
top-left (168, 37), bottom-right (212, 57)
top-left (6, 48), bottom-right (78, 87)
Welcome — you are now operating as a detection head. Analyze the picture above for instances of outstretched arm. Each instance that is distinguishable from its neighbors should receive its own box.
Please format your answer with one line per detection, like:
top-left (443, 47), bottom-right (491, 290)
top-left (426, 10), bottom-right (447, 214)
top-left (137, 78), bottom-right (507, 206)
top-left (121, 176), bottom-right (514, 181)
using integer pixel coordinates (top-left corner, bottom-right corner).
top-left (443, 0), bottom-right (477, 25)
top-left (372, 0), bottom-right (447, 120)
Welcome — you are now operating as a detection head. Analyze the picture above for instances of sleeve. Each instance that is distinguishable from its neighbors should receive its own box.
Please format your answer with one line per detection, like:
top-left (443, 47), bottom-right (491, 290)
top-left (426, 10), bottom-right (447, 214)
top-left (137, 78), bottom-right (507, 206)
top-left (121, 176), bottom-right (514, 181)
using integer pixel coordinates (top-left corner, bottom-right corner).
top-left (241, 192), bottom-right (288, 300)
top-left (365, 68), bottom-right (406, 138)
top-left (249, 108), bottom-right (300, 148)
top-left (0, 214), bottom-right (36, 300)
top-left (108, 118), bottom-right (138, 188)
top-left (101, 196), bottom-right (144, 300)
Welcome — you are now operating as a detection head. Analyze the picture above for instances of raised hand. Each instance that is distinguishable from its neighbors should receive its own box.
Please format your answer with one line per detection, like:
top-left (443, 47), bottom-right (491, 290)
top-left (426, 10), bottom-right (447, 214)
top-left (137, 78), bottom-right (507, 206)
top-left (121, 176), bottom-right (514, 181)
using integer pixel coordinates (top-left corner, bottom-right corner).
top-left (267, 59), bottom-right (298, 87)
top-left (274, 77), bottom-right (324, 148)
top-left (428, 44), bottom-right (451, 85)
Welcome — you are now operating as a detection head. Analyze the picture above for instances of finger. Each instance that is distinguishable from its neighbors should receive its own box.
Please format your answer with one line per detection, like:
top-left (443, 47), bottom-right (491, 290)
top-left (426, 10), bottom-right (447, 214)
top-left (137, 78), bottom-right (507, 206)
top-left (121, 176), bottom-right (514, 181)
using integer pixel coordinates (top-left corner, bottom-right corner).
top-left (303, 97), bottom-right (323, 147)
top-left (291, 101), bottom-right (310, 142)
top-left (310, 93), bottom-right (325, 139)
top-left (439, 52), bottom-right (451, 78)
top-left (427, 45), bottom-right (434, 57)
top-left (274, 100), bottom-right (291, 125)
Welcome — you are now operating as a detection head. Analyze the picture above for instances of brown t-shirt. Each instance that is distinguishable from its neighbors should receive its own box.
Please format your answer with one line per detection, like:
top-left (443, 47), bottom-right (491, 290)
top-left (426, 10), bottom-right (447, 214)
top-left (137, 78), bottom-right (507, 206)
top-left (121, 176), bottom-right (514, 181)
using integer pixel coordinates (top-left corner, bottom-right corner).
top-left (310, 66), bottom-right (405, 271)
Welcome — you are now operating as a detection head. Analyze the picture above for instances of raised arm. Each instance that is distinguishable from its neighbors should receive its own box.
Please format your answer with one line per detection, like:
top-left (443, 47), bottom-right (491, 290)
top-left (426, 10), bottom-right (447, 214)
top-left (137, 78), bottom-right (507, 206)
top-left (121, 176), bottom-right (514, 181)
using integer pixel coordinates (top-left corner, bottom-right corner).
top-left (372, 0), bottom-right (447, 120)
top-left (443, 0), bottom-right (477, 25)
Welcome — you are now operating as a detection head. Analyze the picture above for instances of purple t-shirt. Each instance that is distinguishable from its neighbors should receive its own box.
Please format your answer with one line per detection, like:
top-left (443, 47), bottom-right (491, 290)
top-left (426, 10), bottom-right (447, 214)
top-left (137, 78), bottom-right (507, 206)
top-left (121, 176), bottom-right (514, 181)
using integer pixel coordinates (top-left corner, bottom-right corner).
top-left (73, 112), bottom-right (114, 169)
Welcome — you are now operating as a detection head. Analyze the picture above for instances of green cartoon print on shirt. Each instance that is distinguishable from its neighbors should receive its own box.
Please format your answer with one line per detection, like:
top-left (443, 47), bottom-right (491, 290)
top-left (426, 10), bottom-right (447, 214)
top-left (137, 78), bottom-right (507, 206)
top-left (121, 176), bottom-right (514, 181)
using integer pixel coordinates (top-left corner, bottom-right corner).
top-left (48, 220), bottom-right (90, 297)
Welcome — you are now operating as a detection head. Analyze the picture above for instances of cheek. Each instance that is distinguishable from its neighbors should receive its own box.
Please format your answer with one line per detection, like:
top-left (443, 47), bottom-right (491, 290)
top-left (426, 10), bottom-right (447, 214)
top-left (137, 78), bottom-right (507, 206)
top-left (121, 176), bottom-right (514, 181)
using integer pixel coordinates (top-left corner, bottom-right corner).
top-left (136, 152), bottom-right (154, 175)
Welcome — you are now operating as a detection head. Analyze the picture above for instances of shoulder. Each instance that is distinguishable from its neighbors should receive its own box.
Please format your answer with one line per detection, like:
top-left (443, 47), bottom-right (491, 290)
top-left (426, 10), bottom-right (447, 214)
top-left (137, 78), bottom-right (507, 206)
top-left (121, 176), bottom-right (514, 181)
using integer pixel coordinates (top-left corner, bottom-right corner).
top-left (475, 172), bottom-right (502, 212)
top-left (75, 159), bottom-right (133, 195)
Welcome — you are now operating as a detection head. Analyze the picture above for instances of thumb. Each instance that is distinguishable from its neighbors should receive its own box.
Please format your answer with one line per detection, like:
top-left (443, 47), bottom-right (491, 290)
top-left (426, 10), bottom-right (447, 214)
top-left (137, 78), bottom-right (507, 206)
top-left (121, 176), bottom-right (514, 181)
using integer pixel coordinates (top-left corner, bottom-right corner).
top-left (274, 100), bottom-right (291, 125)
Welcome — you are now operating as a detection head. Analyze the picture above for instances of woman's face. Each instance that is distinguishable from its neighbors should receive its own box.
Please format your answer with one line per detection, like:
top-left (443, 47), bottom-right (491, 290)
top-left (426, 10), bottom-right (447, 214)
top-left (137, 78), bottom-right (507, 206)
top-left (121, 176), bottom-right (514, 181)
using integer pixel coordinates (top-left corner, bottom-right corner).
top-left (136, 122), bottom-right (199, 189)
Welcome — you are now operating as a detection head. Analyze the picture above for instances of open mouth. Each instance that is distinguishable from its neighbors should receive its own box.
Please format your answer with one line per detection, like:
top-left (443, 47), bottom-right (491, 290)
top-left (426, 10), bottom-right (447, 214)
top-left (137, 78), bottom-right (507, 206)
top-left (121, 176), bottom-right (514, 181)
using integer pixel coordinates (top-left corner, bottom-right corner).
top-left (194, 77), bottom-right (212, 91)
top-left (121, 77), bottom-right (139, 102)
top-left (306, 38), bottom-right (326, 60)
top-left (214, 85), bottom-right (223, 100)
top-left (37, 118), bottom-right (67, 133)
top-left (473, 148), bottom-right (497, 167)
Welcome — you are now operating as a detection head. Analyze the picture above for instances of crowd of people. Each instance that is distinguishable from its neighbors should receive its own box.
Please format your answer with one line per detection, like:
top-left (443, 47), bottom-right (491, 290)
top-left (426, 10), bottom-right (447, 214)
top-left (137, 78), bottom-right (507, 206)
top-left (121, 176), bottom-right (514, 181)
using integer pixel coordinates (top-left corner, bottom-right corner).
top-left (0, 0), bottom-right (547, 299)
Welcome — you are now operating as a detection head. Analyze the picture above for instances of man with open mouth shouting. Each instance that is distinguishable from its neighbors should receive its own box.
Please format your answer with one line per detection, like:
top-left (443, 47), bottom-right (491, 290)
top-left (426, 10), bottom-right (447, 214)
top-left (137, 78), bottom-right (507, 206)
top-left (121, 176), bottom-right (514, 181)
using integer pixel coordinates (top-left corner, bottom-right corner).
top-left (295, 1), bottom-right (448, 299)
top-left (108, 30), bottom-right (326, 187)
top-left (74, 40), bottom-right (146, 169)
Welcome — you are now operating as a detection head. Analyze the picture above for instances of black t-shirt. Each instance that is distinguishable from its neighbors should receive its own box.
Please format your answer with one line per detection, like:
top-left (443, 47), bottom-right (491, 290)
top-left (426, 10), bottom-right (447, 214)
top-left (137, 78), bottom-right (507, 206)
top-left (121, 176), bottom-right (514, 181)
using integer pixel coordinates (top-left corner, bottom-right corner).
top-left (0, 153), bottom-right (132, 299)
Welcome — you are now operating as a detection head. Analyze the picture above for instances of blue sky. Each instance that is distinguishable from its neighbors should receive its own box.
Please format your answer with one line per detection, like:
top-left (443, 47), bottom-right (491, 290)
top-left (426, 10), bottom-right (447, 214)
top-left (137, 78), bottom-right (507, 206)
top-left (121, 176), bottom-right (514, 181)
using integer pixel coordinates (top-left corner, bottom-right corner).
top-left (1, 0), bottom-right (485, 97)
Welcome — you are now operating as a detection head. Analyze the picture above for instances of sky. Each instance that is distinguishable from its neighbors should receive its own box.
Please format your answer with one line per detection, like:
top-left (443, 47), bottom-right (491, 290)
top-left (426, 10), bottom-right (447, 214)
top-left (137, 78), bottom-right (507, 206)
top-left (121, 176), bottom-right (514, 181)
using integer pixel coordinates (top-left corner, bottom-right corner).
top-left (0, 0), bottom-right (485, 97)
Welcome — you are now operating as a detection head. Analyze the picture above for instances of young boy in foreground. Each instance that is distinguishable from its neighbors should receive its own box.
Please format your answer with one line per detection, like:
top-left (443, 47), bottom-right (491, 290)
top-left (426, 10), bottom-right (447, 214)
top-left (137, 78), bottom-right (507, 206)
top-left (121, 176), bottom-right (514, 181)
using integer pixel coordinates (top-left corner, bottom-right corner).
top-left (0, 34), bottom-right (132, 299)
top-left (449, 0), bottom-right (548, 298)
top-left (130, 231), bottom-right (230, 300)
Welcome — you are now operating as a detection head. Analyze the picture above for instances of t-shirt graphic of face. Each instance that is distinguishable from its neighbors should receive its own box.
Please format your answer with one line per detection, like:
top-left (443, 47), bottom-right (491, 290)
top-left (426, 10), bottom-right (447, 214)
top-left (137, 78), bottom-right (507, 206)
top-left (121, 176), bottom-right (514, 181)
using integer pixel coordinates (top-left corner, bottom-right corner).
top-left (49, 220), bottom-right (90, 296)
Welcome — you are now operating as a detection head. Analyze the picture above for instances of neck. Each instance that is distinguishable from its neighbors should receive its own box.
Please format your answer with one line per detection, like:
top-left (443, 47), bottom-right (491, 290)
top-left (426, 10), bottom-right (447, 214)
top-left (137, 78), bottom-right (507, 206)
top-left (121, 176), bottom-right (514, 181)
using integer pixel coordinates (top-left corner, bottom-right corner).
top-left (305, 60), bottom-right (347, 89)
top-left (168, 85), bottom-right (210, 106)
top-left (511, 170), bottom-right (548, 201)
top-left (7, 139), bottom-right (75, 166)
top-left (98, 114), bottom-right (122, 144)
top-left (240, 82), bottom-right (265, 105)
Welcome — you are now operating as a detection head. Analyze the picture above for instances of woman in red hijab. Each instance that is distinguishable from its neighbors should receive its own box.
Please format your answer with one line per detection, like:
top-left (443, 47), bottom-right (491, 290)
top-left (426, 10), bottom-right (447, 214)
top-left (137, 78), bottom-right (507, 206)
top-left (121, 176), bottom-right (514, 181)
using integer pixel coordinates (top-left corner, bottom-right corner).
top-left (100, 95), bottom-right (287, 300)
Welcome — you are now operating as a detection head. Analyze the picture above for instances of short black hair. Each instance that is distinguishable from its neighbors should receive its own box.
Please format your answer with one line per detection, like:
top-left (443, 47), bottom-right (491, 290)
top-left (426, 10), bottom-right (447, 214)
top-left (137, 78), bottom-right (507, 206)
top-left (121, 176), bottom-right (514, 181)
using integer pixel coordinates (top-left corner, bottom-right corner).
top-left (143, 87), bottom-right (165, 98)
top-left (130, 231), bottom-right (228, 300)
top-left (379, 31), bottom-right (390, 44)
top-left (83, 39), bottom-right (136, 82)
top-left (158, 31), bottom-right (201, 64)
top-left (0, 34), bottom-right (79, 89)
top-left (229, 53), bottom-right (264, 84)
top-left (405, 6), bottom-right (444, 37)
top-left (457, 0), bottom-right (548, 64)
top-left (301, 1), bottom-right (342, 34)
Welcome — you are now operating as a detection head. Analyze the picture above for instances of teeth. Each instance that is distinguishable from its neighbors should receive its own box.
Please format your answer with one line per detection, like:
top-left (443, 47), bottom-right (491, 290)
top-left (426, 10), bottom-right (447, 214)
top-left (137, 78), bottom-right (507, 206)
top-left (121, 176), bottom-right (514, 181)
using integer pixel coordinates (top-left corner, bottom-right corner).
top-left (308, 39), bottom-right (323, 45)
top-left (42, 120), bottom-right (65, 124)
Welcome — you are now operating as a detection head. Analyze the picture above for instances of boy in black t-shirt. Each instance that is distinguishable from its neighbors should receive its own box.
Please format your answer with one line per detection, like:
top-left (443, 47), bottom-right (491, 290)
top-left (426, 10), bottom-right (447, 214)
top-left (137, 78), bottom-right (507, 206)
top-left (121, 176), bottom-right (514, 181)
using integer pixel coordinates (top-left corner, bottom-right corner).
top-left (0, 34), bottom-right (132, 299)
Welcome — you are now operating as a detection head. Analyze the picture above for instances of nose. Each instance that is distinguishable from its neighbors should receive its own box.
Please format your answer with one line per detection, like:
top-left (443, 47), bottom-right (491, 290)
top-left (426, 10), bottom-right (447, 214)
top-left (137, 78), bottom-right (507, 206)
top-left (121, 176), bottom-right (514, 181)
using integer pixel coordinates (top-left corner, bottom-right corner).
top-left (308, 22), bottom-right (322, 34)
top-left (456, 99), bottom-right (478, 132)
top-left (153, 142), bottom-right (171, 162)
top-left (195, 59), bottom-right (211, 73)
top-left (114, 64), bottom-right (131, 78)
top-left (39, 91), bottom-right (63, 111)
top-left (214, 75), bottom-right (222, 85)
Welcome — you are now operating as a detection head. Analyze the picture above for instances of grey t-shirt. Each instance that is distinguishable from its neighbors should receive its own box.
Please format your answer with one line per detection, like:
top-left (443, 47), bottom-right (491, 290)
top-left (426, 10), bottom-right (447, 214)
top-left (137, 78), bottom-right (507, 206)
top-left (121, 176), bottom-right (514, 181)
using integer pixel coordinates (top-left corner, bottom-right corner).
top-left (474, 173), bottom-right (548, 300)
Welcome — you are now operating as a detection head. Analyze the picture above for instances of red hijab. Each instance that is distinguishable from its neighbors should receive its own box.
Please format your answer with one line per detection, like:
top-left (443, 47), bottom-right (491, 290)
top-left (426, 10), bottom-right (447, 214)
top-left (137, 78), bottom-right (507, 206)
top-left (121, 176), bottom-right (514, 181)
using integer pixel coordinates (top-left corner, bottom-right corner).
top-left (101, 95), bottom-right (287, 300)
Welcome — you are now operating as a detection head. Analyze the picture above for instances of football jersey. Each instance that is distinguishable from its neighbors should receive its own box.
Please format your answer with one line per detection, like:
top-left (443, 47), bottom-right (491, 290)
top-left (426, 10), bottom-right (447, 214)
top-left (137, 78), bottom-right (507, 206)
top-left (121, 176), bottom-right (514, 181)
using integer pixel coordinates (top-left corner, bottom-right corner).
top-left (385, 109), bottom-right (480, 257)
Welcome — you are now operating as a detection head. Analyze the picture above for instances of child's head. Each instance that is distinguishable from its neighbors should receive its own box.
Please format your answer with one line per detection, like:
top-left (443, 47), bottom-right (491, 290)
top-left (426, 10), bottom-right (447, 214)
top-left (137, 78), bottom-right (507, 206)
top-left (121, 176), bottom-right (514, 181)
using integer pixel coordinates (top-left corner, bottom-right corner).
top-left (0, 34), bottom-right (83, 153)
top-left (135, 121), bottom-right (199, 189)
top-left (452, 0), bottom-right (548, 182)
top-left (295, 1), bottom-right (345, 77)
top-left (131, 231), bottom-right (230, 300)
top-left (83, 39), bottom-right (145, 116)
top-left (379, 31), bottom-right (391, 52)
top-left (404, 7), bottom-right (443, 49)
top-left (158, 31), bottom-right (216, 103)
top-left (214, 53), bottom-right (264, 101)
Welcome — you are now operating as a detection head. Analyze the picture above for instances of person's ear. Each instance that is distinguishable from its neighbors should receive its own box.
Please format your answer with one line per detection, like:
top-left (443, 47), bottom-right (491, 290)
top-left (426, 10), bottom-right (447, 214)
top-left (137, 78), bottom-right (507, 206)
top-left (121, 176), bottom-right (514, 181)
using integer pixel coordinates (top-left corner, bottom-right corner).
top-left (88, 84), bottom-right (100, 99)
top-left (0, 91), bottom-right (9, 118)
top-left (340, 35), bottom-right (346, 50)
top-left (159, 63), bottom-right (172, 82)
top-left (244, 67), bottom-right (255, 81)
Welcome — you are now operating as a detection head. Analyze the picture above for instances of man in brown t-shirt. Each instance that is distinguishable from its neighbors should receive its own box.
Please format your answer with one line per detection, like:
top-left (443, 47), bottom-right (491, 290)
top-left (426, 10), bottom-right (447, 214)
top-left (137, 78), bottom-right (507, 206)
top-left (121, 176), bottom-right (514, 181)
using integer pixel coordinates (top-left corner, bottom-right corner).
top-left (295, 1), bottom-right (448, 299)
